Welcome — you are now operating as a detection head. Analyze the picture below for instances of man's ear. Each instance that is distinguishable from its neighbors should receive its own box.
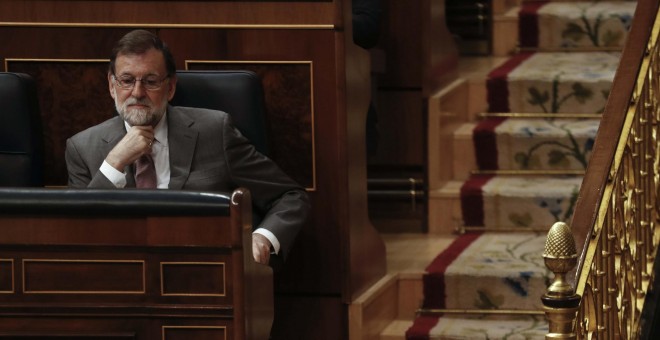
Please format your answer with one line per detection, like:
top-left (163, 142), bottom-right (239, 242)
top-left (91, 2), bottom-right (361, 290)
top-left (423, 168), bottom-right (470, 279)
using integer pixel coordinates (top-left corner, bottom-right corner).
top-left (108, 72), bottom-right (116, 100)
top-left (167, 75), bottom-right (177, 101)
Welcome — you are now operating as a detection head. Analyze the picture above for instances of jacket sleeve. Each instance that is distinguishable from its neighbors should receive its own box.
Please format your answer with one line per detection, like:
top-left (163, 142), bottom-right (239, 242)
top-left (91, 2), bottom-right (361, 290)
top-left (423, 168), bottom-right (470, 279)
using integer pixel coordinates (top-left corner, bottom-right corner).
top-left (220, 114), bottom-right (310, 261)
top-left (65, 137), bottom-right (117, 189)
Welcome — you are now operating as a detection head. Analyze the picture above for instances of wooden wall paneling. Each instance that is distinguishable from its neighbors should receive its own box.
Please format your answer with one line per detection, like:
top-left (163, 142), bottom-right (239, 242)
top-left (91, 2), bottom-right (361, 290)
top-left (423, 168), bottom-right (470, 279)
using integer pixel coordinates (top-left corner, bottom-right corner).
top-left (371, 90), bottom-right (425, 166)
top-left (0, 27), bottom-right (130, 60)
top-left (424, 0), bottom-right (460, 93)
top-left (378, 1), bottom-right (423, 88)
top-left (372, 0), bottom-right (458, 166)
top-left (367, 0), bottom-right (458, 234)
top-left (270, 295), bottom-right (345, 340)
top-left (0, 1), bottom-right (336, 27)
top-left (370, 0), bottom-right (425, 171)
top-left (340, 0), bottom-right (387, 303)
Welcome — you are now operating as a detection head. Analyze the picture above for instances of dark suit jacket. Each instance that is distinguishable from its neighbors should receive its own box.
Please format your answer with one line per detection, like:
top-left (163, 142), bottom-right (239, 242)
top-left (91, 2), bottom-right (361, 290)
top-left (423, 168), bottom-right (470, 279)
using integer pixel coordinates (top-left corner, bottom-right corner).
top-left (65, 105), bottom-right (310, 260)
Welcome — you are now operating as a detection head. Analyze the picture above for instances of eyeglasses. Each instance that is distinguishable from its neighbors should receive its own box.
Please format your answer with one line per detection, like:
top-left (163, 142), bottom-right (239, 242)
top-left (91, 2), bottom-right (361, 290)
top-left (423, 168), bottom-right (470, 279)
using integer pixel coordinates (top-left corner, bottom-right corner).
top-left (112, 74), bottom-right (170, 91)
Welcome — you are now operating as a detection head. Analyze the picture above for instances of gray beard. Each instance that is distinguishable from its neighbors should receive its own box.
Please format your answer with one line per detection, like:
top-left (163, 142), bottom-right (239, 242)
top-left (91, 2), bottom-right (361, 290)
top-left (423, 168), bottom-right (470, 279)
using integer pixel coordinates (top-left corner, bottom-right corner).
top-left (115, 96), bottom-right (166, 127)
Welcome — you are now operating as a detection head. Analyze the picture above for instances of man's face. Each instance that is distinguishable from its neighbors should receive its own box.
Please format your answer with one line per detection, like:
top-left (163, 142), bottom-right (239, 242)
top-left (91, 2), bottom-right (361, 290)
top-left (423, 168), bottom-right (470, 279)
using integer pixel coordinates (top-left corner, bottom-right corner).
top-left (109, 48), bottom-right (177, 127)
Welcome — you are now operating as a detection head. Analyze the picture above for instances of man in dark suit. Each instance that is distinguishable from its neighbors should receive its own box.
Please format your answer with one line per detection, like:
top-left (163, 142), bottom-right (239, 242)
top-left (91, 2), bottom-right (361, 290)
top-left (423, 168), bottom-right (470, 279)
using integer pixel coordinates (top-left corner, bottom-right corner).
top-left (353, 0), bottom-right (381, 158)
top-left (65, 29), bottom-right (310, 266)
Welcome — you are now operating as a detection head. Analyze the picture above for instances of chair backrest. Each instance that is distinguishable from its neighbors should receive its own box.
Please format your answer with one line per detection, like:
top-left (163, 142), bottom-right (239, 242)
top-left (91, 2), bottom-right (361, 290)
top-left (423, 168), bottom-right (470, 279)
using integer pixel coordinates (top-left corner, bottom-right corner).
top-left (0, 72), bottom-right (44, 187)
top-left (170, 70), bottom-right (269, 156)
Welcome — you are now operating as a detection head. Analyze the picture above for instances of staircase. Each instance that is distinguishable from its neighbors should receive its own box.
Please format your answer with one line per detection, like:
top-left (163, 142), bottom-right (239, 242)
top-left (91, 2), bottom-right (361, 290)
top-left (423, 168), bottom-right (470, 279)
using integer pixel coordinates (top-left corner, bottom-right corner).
top-left (400, 0), bottom-right (635, 338)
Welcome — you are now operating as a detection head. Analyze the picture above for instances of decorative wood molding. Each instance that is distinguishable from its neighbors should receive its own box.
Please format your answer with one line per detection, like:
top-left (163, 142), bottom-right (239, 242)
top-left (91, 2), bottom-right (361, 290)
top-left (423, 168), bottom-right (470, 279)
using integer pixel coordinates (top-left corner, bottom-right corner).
top-left (0, 22), bottom-right (335, 30)
top-left (162, 325), bottom-right (227, 340)
top-left (22, 259), bottom-right (146, 294)
top-left (160, 262), bottom-right (227, 297)
top-left (0, 260), bottom-right (14, 294)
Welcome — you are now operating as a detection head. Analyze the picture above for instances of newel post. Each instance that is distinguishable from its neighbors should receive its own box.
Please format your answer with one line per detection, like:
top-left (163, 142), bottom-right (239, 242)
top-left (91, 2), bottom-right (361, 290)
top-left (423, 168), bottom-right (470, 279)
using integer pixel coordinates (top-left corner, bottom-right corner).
top-left (541, 222), bottom-right (581, 340)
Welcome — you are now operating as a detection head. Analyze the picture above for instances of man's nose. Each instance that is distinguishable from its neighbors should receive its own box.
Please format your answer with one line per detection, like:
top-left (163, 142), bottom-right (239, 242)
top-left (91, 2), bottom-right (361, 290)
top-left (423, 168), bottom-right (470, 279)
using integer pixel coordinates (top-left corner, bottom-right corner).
top-left (130, 80), bottom-right (147, 97)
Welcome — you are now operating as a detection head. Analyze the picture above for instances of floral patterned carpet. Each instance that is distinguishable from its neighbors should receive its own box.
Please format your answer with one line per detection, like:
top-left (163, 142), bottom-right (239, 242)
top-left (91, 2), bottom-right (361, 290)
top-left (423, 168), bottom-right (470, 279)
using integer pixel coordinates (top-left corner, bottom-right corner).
top-left (474, 118), bottom-right (599, 171)
top-left (406, 232), bottom-right (551, 339)
top-left (424, 232), bottom-right (550, 310)
top-left (490, 51), bottom-right (620, 114)
top-left (464, 176), bottom-right (582, 229)
top-left (408, 315), bottom-right (548, 340)
top-left (466, 50), bottom-right (613, 230)
top-left (520, 1), bottom-right (635, 49)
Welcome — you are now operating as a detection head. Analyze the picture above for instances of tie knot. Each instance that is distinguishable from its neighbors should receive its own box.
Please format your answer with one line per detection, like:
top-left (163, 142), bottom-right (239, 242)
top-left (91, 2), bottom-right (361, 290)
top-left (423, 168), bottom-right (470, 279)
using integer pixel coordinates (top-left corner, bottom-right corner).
top-left (136, 154), bottom-right (153, 166)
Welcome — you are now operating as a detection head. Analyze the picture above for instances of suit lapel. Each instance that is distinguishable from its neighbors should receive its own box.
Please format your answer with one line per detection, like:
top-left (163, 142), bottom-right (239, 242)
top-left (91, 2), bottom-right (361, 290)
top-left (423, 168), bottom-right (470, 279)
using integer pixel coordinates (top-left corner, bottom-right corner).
top-left (167, 106), bottom-right (198, 189)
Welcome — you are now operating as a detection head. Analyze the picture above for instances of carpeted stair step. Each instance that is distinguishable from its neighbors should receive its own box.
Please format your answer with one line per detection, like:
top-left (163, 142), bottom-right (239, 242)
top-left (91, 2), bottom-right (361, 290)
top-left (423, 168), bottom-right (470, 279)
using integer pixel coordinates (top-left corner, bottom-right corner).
top-left (488, 51), bottom-right (620, 114)
top-left (461, 175), bottom-right (581, 229)
top-left (473, 117), bottom-right (598, 171)
top-left (519, 0), bottom-right (635, 50)
top-left (461, 51), bottom-right (610, 230)
top-left (403, 232), bottom-right (551, 339)
top-left (452, 117), bottom-right (596, 179)
top-left (420, 232), bottom-right (550, 311)
top-left (404, 314), bottom-right (547, 340)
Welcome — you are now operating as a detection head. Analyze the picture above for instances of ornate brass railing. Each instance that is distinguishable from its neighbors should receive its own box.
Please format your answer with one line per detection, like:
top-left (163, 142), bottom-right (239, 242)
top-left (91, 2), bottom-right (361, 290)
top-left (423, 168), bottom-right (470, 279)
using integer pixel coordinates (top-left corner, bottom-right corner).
top-left (543, 0), bottom-right (660, 338)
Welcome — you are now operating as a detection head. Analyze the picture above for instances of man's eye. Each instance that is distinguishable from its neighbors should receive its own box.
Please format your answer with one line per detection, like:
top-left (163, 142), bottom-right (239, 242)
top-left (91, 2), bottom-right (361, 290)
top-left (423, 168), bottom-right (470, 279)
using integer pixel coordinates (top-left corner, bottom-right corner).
top-left (120, 78), bottom-right (135, 86)
top-left (144, 79), bottom-right (159, 86)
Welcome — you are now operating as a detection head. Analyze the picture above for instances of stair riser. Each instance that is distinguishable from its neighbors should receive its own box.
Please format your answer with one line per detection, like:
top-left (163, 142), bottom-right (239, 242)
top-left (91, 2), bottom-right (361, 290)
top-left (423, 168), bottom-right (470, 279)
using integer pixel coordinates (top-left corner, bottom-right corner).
top-left (428, 193), bottom-right (462, 235)
top-left (452, 125), bottom-right (477, 180)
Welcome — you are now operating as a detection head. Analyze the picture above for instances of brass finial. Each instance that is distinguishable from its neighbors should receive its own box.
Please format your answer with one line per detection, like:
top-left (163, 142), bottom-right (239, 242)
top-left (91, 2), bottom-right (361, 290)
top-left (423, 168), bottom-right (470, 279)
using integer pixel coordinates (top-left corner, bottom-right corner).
top-left (543, 222), bottom-right (578, 297)
top-left (542, 222), bottom-right (580, 340)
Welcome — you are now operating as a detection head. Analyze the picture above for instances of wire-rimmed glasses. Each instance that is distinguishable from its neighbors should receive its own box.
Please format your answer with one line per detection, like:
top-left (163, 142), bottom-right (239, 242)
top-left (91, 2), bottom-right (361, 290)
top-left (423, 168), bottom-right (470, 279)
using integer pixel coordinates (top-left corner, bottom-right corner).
top-left (112, 74), bottom-right (170, 91)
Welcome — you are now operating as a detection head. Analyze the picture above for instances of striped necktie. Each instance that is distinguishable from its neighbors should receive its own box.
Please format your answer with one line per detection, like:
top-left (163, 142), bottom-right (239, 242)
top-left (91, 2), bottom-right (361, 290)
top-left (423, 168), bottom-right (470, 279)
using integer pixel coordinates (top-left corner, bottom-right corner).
top-left (135, 154), bottom-right (157, 188)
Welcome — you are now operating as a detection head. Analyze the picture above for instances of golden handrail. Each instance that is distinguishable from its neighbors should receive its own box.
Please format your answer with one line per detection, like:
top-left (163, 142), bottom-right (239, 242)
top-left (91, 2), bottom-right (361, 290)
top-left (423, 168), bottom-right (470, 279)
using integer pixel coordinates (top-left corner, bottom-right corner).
top-left (543, 0), bottom-right (660, 338)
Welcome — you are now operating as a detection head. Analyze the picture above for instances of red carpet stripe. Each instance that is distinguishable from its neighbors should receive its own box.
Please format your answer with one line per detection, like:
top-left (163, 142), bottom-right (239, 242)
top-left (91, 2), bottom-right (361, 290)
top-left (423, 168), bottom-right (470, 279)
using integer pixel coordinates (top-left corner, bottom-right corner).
top-left (519, 1), bottom-right (549, 48)
top-left (487, 52), bottom-right (535, 113)
top-left (421, 232), bottom-right (483, 309)
top-left (405, 314), bottom-right (444, 340)
top-left (460, 174), bottom-right (495, 227)
top-left (473, 117), bottom-right (507, 170)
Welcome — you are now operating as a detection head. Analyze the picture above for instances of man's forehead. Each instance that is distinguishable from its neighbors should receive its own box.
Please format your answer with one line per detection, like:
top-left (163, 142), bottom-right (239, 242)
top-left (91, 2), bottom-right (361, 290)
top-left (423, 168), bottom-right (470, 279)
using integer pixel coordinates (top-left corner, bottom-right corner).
top-left (115, 49), bottom-right (167, 74)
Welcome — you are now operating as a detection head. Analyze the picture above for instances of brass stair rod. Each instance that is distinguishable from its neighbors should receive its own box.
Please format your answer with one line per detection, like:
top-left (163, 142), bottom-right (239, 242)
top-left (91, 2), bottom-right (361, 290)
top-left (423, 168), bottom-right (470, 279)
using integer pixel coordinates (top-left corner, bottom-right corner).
top-left (367, 177), bottom-right (424, 187)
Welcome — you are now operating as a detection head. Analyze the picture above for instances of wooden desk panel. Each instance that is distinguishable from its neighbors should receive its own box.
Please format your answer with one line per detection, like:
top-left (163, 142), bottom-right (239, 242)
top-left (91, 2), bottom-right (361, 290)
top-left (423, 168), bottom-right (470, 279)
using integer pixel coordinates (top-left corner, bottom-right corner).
top-left (0, 189), bottom-right (272, 340)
